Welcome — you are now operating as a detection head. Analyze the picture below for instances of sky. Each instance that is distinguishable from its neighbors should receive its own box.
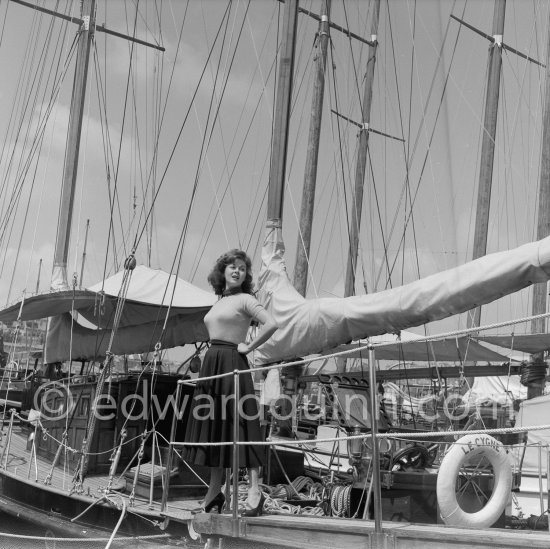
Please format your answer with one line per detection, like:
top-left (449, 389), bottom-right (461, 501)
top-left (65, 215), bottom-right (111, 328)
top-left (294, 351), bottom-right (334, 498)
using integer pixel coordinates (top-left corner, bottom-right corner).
top-left (0, 0), bottom-right (548, 354)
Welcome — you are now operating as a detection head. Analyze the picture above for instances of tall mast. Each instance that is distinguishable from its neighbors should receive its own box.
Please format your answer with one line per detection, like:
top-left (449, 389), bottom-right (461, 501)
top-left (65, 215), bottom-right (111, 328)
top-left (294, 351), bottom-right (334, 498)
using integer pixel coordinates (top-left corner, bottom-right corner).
top-left (343, 0), bottom-right (381, 298)
top-left (266, 0), bottom-right (299, 229)
top-left (293, 0), bottom-right (331, 296)
top-left (51, 0), bottom-right (96, 291)
top-left (531, 5), bottom-right (550, 335)
top-left (468, 0), bottom-right (506, 328)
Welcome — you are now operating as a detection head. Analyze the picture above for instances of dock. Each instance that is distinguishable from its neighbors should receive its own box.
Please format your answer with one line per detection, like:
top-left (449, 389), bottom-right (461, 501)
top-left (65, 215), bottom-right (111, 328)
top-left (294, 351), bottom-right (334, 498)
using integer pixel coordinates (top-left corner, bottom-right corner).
top-left (192, 512), bottom-right (550, 549)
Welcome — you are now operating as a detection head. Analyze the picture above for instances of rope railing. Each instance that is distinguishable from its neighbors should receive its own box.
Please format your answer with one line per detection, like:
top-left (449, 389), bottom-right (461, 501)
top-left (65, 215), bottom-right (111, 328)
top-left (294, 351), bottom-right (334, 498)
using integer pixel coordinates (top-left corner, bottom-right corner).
top-left (9, 310), bottom-right (547, 461)
top-left (168, 423), bottom-right (550, 448)
top-left (3, 309), bottom-right (548, 523)
top-left (180, 309), bottom-right (550, 386)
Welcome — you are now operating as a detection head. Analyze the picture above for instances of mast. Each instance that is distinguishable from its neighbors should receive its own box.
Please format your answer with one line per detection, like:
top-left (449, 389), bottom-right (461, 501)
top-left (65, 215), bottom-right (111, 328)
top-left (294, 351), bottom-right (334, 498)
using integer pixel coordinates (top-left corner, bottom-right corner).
top-left (468, 0), bottom-right (506, 328)
top-left (266, 0), bottom-right (299, 229)
top-left (21, 0), bottom-right (162, 291)
top-left (51, 0), bottom-right (96, 291)
top-left (293, 0), bottom-right (331, 296)
top-left (333, 1), bottom-right (380, 373)
top-left (526, 6), bottom-right (550, 399)
top-left (531, 5), bottom-right (550, 336)
top-left (344, 0), bottom-right (381, 298)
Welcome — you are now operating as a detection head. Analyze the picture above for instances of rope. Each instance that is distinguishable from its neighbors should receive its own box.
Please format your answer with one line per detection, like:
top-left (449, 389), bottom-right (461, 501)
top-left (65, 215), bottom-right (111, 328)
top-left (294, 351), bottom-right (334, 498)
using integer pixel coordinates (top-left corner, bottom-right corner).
top-left (375, 0), bottom-right (466, 291)
top-left (330, 484), bottom-right (352, 517)
top-left (0, 533), bottom-right (169, 542)
top-left (172, 422), bottom-right (548, 448)
top-left (261, 476), bottom-right (325, 517)
top-left (30, 416), bottom-right (143, 457)
top-left (104, 494), bottom-right (126, 549)
top-left (520, 361), bottom-right (547, 386)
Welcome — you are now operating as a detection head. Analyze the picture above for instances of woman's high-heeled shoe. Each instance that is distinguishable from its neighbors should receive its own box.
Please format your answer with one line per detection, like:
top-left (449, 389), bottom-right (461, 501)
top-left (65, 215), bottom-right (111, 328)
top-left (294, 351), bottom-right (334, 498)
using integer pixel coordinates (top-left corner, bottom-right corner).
top-left (204, 492), bottom-right (225, 513)
top-left (241, 492), bottom-right (265, 517)
top-left (192, 492), bottom-right (225, 514)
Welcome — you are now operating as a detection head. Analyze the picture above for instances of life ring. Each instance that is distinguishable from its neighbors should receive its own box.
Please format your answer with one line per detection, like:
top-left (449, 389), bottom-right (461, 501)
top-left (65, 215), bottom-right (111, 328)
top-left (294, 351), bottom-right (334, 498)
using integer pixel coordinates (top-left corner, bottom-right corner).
top-left (436, 433), bottom-right (512, 528)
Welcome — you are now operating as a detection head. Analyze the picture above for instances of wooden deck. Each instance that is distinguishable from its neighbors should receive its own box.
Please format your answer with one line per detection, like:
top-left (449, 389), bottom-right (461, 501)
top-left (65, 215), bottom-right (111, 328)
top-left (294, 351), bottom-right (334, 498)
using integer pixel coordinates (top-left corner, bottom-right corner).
top-left (193, 512), bottom-right (550, 549)
top-left (0, 425), bottom-right (203, 524)
top-left (5, 424), bottom-right (550, 548)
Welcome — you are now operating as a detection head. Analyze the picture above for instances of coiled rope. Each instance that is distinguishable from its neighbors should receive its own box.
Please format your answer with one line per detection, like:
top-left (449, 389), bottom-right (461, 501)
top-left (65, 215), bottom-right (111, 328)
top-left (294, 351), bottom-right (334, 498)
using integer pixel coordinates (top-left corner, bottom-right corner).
top-left (330, 484), bottom-right (352, 517)
top-left (236, 477), bottom-right (325, 516)
top-left (520, 360), bottom-right (547, 386)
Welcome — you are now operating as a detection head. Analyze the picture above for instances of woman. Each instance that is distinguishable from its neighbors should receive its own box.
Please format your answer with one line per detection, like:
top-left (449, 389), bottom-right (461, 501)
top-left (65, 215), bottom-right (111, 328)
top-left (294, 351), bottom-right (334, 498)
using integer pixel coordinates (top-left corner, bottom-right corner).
top-left (183, 249), bottom-right (279, 516)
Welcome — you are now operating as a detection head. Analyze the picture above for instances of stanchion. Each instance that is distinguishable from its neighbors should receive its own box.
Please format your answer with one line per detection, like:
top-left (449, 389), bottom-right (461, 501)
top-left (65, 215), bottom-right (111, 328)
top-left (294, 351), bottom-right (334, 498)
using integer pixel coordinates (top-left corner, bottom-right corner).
top-left (539, 444), bottom-right (545, 516)
top-left (232, 369), bottom-right (240, 537)
top-left (547, 449), bottom-right (550, 532)
top-left (161, 380), bottom-right (182, 513)
top-left (367, 346), bottom-right (383, 541)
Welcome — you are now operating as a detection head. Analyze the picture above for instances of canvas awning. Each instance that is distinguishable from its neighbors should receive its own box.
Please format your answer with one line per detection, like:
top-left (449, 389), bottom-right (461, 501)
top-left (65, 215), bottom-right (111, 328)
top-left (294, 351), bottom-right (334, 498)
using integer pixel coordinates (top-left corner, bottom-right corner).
top-left (323, 336), bottom-right (510, 363)
top-left (0, 265), bottom-right (217, 362)
top-left (476, 333), bottom-right (550, 355)
top-left (0, 265), bottom-right (216, 327)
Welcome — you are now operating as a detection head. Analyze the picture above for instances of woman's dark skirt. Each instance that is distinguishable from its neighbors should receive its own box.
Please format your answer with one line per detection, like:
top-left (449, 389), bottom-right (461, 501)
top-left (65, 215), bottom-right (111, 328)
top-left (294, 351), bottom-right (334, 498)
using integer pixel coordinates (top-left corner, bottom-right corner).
top-left (182, 340), bottom-right (265, 468)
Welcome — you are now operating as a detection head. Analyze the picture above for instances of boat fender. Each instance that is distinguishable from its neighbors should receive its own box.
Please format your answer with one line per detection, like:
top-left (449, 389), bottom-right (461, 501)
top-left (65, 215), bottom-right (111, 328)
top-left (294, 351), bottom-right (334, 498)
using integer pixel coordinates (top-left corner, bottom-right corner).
top-left (436, 433), bottom-right (512, 528)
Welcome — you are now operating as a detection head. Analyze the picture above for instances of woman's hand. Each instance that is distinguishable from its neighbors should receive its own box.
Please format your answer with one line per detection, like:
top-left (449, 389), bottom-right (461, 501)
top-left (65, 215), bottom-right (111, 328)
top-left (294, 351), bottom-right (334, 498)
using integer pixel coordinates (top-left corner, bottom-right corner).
top-left (238, 317), bottom-right (279, 356)
top-left (237, 342), bottom-right (250, 355)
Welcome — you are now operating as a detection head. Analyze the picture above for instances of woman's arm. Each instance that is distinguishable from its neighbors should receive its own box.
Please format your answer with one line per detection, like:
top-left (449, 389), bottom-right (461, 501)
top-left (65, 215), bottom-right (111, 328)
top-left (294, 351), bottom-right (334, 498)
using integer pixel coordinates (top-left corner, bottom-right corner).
top-left (237, 316), bottom-right (279, 355)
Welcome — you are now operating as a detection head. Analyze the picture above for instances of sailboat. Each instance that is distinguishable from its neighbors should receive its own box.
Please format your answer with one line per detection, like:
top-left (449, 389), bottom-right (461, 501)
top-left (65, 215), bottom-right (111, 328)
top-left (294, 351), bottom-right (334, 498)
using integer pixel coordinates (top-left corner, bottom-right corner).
top-left (0, 0), bottom-right (549, 547)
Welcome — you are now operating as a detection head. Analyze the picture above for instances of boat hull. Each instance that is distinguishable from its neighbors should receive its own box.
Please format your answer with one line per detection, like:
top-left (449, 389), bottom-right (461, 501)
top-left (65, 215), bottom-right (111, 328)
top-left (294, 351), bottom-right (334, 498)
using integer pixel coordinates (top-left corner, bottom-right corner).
top-left (0, 468), bottom-right (189, 540)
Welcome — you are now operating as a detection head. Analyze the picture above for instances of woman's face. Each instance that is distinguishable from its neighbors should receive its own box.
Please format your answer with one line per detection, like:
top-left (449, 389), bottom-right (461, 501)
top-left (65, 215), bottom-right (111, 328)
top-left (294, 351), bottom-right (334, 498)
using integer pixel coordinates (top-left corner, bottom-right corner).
top-left (224, 258), bottom-right (247, 290)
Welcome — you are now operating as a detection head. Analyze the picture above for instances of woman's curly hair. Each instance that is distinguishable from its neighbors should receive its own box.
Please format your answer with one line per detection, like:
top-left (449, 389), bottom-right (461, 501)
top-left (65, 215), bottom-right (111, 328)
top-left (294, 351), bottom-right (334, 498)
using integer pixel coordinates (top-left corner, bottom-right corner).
top-left (207, 249), bottom-right (254, 296)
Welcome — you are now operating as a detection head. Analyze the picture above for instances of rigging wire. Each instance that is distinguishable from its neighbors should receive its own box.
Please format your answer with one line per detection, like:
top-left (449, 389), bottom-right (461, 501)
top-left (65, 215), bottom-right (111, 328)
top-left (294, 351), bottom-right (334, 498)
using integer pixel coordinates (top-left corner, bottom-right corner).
top-left (140, 0), bottom-right (187, 266)
top-left (129, 1), bottom-right (232, 254)
top-left (189, 1), bottom-right (281, 278)
top-left (314, 27), bottom-right (349, 291)
top-left (0, 9), bottom-right (78, 302)
top-left (192, 4), bottom-right (282, 277)
top-left (170, 0), bottom-right (238, 257)
top-left (402, 0), bottom-right (421, 288)
top-left (72, 60), bottom-right (94, 284)
top-left (322, 2), bottom-right (375, 293)
top-left (100, 0), bottom-right (142, 279)
top-left (328, 38), bottom-right (353, 286)
top-left (108, 1), bottom-right (235, 358)
top-left (190, 0), bottom-right (254, 254)
top-left (146, 0), bottom-right (166, 266)
top-left (337, 0), bottom-right (375, 295)
top-left (284, 39), bottom-right (320, 295)
top-left (214, 0), bottom-right (251, 248)
top-left (376, 1), bottom-right (464, 291)
top-left (0, 9), bottom-right (64, 222)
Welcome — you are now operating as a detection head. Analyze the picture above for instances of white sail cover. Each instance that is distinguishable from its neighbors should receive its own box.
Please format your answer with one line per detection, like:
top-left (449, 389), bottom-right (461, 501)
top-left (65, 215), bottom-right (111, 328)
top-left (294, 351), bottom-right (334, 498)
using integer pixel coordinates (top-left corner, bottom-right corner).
top-left (254, 228), bottom-right (550, 364)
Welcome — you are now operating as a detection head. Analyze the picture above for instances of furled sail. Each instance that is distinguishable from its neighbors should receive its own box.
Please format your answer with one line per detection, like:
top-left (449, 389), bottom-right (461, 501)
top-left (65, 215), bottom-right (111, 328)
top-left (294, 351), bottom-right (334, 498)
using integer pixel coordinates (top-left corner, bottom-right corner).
top-left (254, 227), bottom-right (550, 364)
